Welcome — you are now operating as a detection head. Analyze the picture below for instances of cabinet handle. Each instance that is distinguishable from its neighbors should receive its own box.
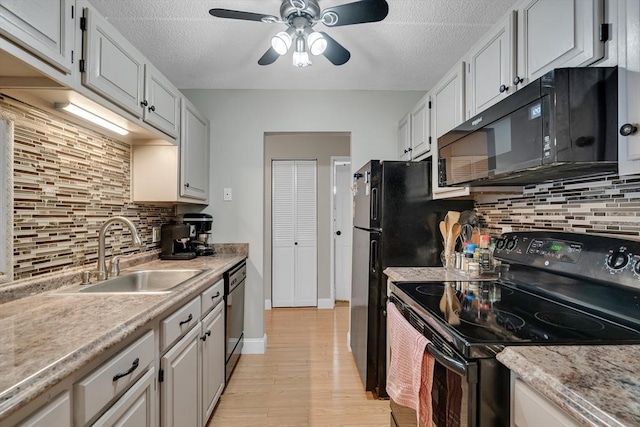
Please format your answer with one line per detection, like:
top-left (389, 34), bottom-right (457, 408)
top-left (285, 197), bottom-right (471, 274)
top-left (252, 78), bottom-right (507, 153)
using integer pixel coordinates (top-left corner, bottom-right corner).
top-left (408, 147), bottom-right (412, 152)
top-left (513, 76), bottom-right (524, 86)
top-left (140, 100), bottom-right (148, 107)
top-left (179, 313), bottom-right (193, 326)
top-left (620, 123), bottom-right (638, 136)
top-left (499, 84), bottom-right (509, 93)
top-left (211, 291), bottom-right (221, 299)
top-left (200, 330), bottom-right (211, 341)
top-left (403, 149), bottom-right (408, 154)
top-left (148, 105), bottom-right (156, 112)
top-left (185, 183), bottom-right (190, 188)
top-left (112, 358), bottom-right (139, 382)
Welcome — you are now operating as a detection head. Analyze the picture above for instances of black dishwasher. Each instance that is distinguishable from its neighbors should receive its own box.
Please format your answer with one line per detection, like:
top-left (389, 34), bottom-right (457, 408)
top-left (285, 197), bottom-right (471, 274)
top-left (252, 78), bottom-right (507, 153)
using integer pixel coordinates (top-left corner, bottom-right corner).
top-left (224, 261), bottom-right (246, 382)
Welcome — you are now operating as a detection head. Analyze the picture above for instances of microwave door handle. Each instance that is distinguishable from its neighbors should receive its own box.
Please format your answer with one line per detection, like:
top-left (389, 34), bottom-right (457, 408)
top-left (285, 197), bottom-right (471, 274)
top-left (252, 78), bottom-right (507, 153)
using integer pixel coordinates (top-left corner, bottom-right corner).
top-left (425, 342), bottom-right (467, 377)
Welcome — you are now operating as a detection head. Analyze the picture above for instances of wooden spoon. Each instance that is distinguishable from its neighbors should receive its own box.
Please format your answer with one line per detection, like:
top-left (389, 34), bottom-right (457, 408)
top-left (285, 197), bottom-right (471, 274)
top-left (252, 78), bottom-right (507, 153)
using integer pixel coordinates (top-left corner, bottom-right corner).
top-left (447, 223), bottom-right (462, 253)
top-left (439, 221), bottom-right (448, 244)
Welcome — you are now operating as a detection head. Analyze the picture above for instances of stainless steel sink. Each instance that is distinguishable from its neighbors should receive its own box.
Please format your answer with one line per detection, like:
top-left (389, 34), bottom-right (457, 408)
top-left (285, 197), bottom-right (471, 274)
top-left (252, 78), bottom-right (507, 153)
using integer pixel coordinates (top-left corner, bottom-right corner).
top-left (56, 269), bottom-right (206, 294)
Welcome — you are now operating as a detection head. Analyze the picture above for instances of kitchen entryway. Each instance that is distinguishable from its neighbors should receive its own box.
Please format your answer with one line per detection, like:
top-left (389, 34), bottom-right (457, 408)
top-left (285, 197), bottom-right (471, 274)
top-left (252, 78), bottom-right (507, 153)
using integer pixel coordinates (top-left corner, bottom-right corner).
top-left (207, 304), bottom-right (389, 426)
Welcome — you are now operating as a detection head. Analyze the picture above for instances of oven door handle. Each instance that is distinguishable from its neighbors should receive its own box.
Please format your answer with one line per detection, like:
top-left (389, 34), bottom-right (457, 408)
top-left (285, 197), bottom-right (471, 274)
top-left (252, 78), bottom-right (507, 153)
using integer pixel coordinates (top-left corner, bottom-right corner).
top-left (425, 342), bottom-right (467, 377)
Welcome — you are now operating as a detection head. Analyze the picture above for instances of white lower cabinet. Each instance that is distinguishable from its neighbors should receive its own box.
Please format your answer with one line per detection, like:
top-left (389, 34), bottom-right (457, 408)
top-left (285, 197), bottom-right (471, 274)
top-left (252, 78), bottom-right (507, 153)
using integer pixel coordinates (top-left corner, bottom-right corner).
top-left (512, 377), bottom-right (580, 427)
top-left (201, 301), bottom-right (225, 424)
top-left (92, 368), bottom-right (157, 427)
top-left (16, 391), bottom-right (71, 427)
top-left (161, 324), bottom-right (201, 427)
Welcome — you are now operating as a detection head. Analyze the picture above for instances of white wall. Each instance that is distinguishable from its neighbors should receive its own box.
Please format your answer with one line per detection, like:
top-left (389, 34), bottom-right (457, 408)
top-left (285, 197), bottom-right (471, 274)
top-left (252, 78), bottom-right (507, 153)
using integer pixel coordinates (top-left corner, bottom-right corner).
top-left (181, 89), bottom-right (424, 348)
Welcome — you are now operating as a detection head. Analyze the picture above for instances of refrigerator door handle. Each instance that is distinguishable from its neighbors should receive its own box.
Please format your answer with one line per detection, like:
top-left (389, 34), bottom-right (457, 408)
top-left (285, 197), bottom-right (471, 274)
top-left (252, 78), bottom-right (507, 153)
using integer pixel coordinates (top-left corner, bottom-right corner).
top-left (370, 239), bottom-right (378, 273)
top-left (371, 187), bottom-right (378, 221)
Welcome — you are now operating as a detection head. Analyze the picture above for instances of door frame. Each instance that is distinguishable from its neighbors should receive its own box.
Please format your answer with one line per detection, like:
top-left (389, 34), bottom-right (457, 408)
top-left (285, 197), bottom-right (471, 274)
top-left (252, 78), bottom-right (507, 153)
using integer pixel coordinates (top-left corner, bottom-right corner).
top-left (329, 156), bottom-right (351, 308)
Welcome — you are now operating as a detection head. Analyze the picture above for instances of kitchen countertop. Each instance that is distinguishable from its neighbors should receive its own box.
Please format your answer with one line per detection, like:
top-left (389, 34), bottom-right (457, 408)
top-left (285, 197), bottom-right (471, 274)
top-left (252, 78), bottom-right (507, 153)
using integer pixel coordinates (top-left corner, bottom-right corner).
top-left (0, 244), bottom-right (247, 420)
top-left (498, 346), bottom-right (640, 427)
top-left (385, 266), bottom-right (640, 427)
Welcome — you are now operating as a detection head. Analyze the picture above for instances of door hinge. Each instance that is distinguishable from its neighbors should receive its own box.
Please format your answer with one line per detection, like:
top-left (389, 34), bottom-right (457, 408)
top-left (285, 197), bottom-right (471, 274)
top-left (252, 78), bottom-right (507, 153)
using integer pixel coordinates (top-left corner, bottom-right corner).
top-left (428, 101), bottom-right (432, 109)
top-left (158, 369), bottom-right (164, 383)
top-left (79, 59), bottom-right (85, 73)
top-left (71, 50), bottom-right (74, 64)
top-left (80, 16), bottom-right (87, 31)
top-left (428, 136), bottom-right (432, 145)
top-left (599, 23), bottom-right (610, 42)
top-left (71, 5), bottom-right (74, 19)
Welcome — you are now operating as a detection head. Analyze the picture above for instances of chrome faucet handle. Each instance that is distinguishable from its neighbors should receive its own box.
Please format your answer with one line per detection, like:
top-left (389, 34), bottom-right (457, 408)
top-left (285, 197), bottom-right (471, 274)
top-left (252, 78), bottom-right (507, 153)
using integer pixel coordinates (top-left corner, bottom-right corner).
top-left (81, 270), bottom-right (100, 285)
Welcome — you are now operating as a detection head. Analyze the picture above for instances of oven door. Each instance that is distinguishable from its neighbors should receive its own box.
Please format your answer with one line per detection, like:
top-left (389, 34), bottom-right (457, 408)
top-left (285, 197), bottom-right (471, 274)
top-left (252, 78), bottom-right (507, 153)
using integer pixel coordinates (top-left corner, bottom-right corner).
top-left (389, 297), bottom-right (478, 427)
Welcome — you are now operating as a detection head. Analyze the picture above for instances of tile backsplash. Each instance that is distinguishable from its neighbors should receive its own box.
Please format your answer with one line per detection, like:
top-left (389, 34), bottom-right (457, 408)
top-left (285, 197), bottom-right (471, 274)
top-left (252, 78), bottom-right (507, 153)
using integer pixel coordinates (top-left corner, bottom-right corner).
top-left (476, 173), bottom-right (640, 239)
top-left (1, 97), bottom-right (175, 280)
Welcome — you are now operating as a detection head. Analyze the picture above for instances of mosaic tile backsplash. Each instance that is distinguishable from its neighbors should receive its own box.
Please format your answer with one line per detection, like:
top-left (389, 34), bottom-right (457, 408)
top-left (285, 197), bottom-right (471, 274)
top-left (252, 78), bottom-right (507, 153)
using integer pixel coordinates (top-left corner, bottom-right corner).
top-left (476, 173), bottom-right (640, 239)
top-left (1, 98), bottom-right (176, 280)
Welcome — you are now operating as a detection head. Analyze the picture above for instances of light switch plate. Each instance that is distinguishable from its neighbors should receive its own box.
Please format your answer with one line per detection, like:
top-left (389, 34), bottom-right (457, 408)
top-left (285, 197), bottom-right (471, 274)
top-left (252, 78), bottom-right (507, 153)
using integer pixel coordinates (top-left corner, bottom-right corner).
top-left (223, 188), bottom-right (232, 201)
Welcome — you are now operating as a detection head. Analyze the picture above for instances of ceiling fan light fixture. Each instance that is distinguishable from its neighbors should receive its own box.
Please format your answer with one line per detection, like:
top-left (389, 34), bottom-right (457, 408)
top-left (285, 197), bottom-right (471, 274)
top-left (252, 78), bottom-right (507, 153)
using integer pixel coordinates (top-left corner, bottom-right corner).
top-left (271, 31), bottom-right (293, 55)
top-left (307, 31), bottom-right (327, 55)
top-left (292, 35), bottom-right (312, 67)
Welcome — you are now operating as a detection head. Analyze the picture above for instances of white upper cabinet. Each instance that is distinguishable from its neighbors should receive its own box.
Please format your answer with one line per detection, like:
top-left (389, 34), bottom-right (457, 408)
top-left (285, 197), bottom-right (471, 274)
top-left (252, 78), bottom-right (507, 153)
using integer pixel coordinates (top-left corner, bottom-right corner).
top-left (431, 61), bottom-right (470, 199)
top-left (397, 113), bottom-right (411, 161)
top-left (0, 0), bottom-right (75, 74)
top-left (144, 64), bottom-right (180, 139)
top-left (81, 4), bottom-right (180, 138)
top-left (618, 0), bottom-right (640, 176)
top-left (180, 97), bottom-right (210, 201)
top-left (410, 93), bottom-right (431, 159)
top-left (516, 0), bottom-right (604, 86)
top-left (466, 12), bottom-right (516, 117)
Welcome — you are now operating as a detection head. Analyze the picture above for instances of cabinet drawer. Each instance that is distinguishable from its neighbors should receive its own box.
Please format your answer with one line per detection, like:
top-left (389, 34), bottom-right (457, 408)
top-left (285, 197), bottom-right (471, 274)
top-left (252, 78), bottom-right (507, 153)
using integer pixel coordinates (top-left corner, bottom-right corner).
top-left (74, 330), bottom-right (154, 426)
top-left (161, 296), bottom-right (201, 352)
top-left (201, 279), bottom-right (224, 316)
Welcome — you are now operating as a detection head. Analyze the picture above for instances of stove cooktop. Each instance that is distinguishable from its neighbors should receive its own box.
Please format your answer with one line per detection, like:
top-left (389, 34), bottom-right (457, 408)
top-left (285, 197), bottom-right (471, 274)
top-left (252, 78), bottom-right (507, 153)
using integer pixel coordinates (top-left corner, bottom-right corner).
top-left (392, 280), bottom-right (640, 357)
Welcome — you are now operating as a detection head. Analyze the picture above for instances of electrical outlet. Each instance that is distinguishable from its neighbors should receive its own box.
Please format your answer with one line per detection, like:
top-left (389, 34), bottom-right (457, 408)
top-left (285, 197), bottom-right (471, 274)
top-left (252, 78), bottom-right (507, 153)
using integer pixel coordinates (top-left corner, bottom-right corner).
top-left (223, 188), bottom-right (232, 201)
top-left (152, 226), bottom-right (161, 243)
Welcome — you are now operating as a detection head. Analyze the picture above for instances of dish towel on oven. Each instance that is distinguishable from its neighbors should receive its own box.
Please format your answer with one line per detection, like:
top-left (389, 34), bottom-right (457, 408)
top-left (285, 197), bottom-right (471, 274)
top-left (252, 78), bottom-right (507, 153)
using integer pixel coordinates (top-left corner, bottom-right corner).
top-left (387, 302), bottom-right (435, 426)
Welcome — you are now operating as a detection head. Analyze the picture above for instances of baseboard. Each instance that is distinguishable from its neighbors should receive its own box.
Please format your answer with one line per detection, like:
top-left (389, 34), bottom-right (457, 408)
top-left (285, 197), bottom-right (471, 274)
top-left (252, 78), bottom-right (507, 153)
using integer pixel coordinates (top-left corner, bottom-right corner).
top-left (242, 333), bottom-right (267, 354)
top-left (317, 298), bottom-right (334, 309)
top-left (265, 299), bottom-right (272, 310)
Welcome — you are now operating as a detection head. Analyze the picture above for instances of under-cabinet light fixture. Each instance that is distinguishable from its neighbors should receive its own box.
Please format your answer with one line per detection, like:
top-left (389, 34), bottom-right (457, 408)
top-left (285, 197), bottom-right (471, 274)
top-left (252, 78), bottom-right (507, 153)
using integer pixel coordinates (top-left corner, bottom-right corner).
top-left (54, 102), bottom-right (129, 136)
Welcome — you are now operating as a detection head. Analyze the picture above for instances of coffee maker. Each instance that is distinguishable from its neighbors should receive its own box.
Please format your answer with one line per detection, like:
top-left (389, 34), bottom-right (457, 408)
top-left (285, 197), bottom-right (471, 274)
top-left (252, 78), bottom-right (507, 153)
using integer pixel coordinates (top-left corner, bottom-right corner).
top-left (160, 224), bottom-right (197, 260)
top-left (183, 213), bottom-right (214, 256)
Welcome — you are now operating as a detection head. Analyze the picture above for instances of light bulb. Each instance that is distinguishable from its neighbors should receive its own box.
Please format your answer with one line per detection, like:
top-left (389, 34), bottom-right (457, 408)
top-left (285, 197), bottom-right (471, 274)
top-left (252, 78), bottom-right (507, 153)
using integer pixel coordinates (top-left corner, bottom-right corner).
top-left (307, 32), bottom-right (327, 55)
top-left (292, 51), bottom-right (311, 67)
top-left (271, 31), bottom-right (292, 55)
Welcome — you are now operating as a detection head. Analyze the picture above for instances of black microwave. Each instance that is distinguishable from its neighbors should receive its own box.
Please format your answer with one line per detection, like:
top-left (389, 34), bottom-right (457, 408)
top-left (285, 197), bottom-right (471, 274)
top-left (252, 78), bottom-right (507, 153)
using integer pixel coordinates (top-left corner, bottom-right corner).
top-left (438, 67), bottom-right (618, 186)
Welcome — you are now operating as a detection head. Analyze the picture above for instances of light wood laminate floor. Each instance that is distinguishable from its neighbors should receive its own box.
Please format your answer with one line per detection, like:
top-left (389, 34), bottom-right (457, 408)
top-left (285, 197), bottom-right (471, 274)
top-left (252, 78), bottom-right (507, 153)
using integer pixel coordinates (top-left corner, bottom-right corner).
top-left (207, 304), bottom-right (390, 426)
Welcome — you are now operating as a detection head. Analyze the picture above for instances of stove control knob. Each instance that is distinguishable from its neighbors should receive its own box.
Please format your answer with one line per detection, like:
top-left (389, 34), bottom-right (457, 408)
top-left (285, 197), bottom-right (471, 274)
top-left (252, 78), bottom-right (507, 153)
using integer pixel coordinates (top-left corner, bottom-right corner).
top-left (633, 259), bottom-right (640, 277)
top-left (506, 239), bottom-right (517, 251)
top-left (606, 251), bottom-right (630, 271)
top-left (496, 238), bottom-right (506, 250)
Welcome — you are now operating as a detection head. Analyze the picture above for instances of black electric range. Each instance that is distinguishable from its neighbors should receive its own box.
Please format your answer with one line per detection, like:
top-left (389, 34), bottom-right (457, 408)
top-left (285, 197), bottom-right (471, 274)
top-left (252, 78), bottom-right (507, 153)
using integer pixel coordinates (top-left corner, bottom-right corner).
top-left (388, 231), bottom-right (640, 427)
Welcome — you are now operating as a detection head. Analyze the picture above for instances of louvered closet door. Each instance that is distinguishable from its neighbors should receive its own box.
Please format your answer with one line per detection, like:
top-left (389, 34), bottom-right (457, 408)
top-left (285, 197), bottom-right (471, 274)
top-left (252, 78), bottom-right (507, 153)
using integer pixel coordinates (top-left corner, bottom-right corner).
top-left (272, 160), bottom-right (317, 307)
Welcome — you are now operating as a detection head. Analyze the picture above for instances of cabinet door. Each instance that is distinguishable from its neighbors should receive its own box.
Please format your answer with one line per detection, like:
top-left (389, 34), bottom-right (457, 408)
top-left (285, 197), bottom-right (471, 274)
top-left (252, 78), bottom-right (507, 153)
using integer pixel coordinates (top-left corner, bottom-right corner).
top-left (467, 11), bottom-right (516, 117)
top-left (410, 94), bottom-right (431, 158)
top-left (82, 6), bottom-right (145, 118)
top-left (618, 0), bottom-right (640, 176)
top-left (200, 302), bottom-right (225, 425)
top-left (431, 61), bottom-right (470, 199)
top-left (92, 368), bottom-right (157, 427)
top-left (16, 391), bottom-right (70, 427)
top-left (180, 97), bottom-right (210, 201)
top-left (144, 64), bottom-right (180, 138)
top-left (0, 0), bottom-right (74, 73)
top-left (513, 378), bottom-right (580, 427)
top-left (161, 325), bottom-right (200, 427)
top-left (517, 0), bottom-right (604, 85)
top-left (397, 114), bottom-right (411, 160)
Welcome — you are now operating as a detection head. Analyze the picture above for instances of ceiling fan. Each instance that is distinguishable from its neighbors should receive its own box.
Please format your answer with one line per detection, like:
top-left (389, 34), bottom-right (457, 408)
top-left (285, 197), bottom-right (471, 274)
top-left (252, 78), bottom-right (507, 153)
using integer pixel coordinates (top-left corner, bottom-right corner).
top-left (209, 0), bottom-right (389, 67)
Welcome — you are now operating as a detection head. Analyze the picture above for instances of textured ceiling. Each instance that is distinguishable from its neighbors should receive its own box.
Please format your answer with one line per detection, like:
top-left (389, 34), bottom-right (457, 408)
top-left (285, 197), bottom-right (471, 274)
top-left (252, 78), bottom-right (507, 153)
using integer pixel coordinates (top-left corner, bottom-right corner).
top-left (88, 0), bottom-right (518, 91)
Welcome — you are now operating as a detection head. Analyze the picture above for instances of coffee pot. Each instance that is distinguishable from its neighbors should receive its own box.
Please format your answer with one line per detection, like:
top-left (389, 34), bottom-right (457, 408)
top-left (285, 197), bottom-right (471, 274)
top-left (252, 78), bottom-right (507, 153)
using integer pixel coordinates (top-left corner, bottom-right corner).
top-left (160, 224), bottom-right (196, 260)
top-left (182, 213), bottom-right (214, 256)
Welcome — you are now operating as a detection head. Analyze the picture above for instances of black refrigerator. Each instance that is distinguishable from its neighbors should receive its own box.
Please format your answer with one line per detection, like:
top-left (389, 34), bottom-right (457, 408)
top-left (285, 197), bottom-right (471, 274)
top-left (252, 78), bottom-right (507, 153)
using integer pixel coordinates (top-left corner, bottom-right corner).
top-left (350, 160), bottom-right (473, 398)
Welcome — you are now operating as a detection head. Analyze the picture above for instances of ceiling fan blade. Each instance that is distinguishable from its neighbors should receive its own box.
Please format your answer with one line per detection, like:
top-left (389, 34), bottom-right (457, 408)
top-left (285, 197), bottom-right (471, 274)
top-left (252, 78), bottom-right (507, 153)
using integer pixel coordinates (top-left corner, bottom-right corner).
top-left (209, 8), bottom-right (277, 22)
top-left (319, 32), bottom-right (350, 65)
top-left (321, 0), bottom-right (389, 27)
top-left (258, 47), bottom-right (280, 66)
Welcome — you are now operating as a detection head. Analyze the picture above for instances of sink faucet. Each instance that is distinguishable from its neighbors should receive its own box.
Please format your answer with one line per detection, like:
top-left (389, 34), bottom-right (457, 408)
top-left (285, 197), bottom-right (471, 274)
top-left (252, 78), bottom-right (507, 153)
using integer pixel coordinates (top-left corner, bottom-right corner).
top-left (97, 216), bottom-right (143, 281)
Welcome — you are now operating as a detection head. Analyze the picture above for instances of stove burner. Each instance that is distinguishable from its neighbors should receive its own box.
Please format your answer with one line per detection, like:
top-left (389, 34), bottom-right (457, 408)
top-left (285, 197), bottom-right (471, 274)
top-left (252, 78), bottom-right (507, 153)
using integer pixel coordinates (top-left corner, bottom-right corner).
top-left (458, 309), bottom-right (525, 333)
top-left (534, 311), bottom-right (605, 331)
top-left (415, 284), bottom-right (445, 297)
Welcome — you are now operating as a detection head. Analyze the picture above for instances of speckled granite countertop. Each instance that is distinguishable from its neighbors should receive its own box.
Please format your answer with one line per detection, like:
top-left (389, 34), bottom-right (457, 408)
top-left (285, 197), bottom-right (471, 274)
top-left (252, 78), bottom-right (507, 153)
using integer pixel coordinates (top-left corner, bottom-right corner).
top-left (498, 346), bottom-right (640, 427)
top-left (384, 266), bottom-right (497, 282)
top-left (0, 244), bottom-right (247, 420)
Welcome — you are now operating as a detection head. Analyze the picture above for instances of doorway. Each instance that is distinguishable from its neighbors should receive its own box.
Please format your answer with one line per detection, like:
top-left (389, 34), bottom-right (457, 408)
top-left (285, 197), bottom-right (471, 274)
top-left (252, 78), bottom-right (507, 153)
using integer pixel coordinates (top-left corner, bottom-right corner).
top-left (331, 157), bottom-right (352, 303)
